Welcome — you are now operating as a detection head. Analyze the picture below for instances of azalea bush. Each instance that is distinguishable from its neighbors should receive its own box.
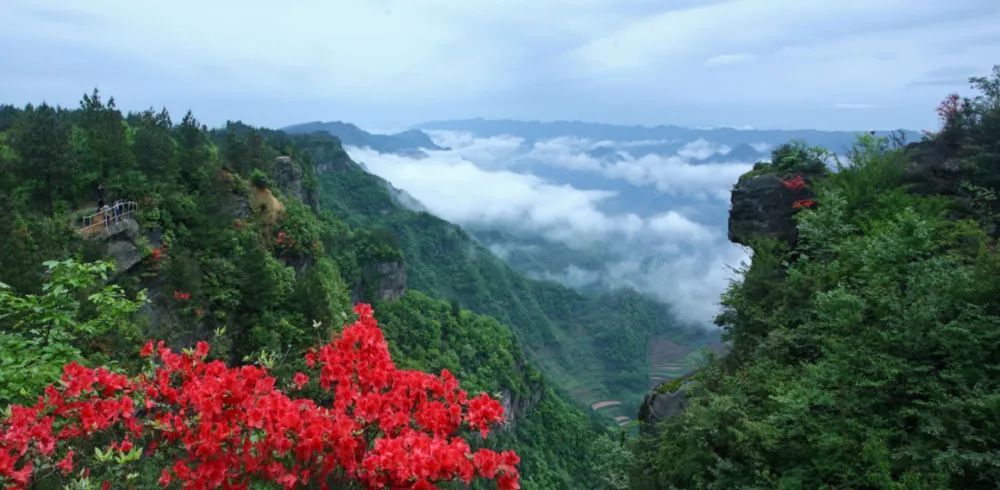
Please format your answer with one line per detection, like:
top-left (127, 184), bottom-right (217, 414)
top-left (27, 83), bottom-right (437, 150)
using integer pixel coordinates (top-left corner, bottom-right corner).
top-left (0, 304), bottom-right (519, 489)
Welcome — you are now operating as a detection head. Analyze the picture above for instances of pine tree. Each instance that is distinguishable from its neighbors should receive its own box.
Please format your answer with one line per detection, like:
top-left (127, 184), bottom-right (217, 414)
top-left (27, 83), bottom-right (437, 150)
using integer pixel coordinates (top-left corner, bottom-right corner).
top-left (132, 107), bottom-right (176, 179)
top-left (176, 110), bottom-right (210, 185)
top-left (77, 88), bottom-right (132, 185)
top-left (10, 103), bottom-right (73, 213)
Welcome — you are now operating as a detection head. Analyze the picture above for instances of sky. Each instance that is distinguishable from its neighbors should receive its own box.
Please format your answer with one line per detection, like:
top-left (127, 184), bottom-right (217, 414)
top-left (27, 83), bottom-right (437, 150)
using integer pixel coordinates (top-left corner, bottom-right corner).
top-left (2, 0), bottom-right (999, 131)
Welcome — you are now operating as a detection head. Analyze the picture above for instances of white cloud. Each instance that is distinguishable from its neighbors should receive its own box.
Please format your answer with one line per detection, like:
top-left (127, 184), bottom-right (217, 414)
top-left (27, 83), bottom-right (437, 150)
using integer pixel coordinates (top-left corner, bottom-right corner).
top-left (3, 1), bottom-right (998, 130)
top-left (677, 138), bottom-right (731, 160)
top-left (345, 132), bottom-right (752, 327)
top-left (627, 244), bottom-right (750, 325)
top-left (647, 211), bottom-right (713, 244)
top-left (535, 265), bottom-right (603, 290)
top-left (704, 53), bottom-right (757, 68)
top-left (523, 137), bottom-right (605, 171)
top-left (346, 145), bottom-right (642, 244)
top-left (603, 155), bottom-right (752, 200)
top-left (425, 131), bottom-right (525, 168)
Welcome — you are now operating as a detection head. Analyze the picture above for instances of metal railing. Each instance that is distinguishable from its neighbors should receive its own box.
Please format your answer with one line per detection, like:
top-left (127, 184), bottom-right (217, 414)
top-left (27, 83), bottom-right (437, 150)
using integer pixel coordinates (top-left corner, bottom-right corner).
top-left (80, 201), bottom-right (139, 238)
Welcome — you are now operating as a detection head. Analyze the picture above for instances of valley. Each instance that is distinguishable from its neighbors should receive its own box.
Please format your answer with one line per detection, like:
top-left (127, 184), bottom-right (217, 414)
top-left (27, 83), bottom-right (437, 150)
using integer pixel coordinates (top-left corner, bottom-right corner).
top-left (1, 2), bottom-right (997, 485)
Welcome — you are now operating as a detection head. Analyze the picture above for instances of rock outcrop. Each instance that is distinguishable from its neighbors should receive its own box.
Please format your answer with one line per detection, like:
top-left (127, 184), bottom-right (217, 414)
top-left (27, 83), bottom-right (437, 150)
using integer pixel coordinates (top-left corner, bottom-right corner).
top-left (352, 261), bottom-right (407, 302)
top-left (371, 261), bottom-right (406, 300)
top-left (637, 381), bottom-right (690, 435)
top-left (728, 169), bottom-right (818, 247)
top-left (274, 156), bottom-right (319, 210)
top-left (103, 219), bottom-right (143, 273)
top-left (499, 386), bottom-right (543, 431)
top-left (273, 156), bottom-right (303, 199)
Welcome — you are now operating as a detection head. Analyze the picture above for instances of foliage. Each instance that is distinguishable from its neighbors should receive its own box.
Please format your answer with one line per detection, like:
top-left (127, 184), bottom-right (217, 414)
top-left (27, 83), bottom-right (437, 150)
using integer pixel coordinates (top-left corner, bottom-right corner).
top-left (0, 90), bottom-right (614, 486)
top-left (0, 259), bottom-right (144, 405)
top-left (743, 140), bottom-right (831, 180)
top-left (0, 304), bottom-right (520, 489)
top-left (8, 103), bottom-right (74, 213)
top-left (309, 148), bottom-right (702, 411)
top-left (250, 168), bottom-right (270, 189)
top-left (633, 111), bottom-right (1000, 488)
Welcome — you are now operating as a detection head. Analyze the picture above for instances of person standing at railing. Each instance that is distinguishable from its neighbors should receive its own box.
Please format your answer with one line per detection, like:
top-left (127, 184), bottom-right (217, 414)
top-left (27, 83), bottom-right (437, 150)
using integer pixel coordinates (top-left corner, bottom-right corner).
top-left (96, 183), bottom-right (106, 211)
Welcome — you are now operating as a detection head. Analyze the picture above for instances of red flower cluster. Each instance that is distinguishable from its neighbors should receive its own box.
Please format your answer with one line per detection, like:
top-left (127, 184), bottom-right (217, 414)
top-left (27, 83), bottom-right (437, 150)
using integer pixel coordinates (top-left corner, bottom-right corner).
top-left (275, 230), bottom-right (297, 250)
top-left (172, 290), bottom-right (191, 302)
top-left (0, 304), bottom-right (518, 490)
top-left (780, 175), bottom-right (807, 191)
top-left (793, 199), bottom-right (817, 210)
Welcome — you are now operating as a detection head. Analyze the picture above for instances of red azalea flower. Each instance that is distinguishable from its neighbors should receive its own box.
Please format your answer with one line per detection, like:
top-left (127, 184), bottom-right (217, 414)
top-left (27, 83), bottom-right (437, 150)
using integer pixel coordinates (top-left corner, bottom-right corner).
top-left (55, 450), bottom-right (74, 475)
top-left (781, 175), bottom-right (807, 191)
top-left (158, 469), bottom-right (171, 487)
top-left (0, 304), bottom-right (518, 490)
top-left (793, 199), bottom-right (817, 210)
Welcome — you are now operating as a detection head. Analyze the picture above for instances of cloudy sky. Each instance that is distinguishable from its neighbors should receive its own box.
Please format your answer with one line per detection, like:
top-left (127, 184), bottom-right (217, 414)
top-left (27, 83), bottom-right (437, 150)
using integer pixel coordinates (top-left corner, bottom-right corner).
top-left (2, 0), bottom-right (998, 131)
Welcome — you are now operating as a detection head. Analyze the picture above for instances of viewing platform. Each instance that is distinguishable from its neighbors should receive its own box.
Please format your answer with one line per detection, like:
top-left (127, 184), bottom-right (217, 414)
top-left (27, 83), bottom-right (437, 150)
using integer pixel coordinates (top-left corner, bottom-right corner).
top-left (79, 201), bottom-right (139, 239)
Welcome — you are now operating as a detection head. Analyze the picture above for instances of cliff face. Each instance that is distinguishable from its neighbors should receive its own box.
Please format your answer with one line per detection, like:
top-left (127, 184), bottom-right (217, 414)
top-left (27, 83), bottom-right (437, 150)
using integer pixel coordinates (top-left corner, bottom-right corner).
top-left (273, 156), bottom-right (319, 210)
top-left (728, 168), bottom-right (819, 248)
top-left (363, 261), bottom-right (407, 301)
top-left (637, 384), bottom-right (688, 435)
top-left (639, 161), bottom-right (824, 431)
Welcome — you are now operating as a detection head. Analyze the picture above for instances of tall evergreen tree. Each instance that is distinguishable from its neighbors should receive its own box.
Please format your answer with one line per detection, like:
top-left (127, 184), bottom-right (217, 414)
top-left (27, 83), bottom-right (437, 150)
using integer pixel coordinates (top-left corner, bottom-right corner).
top-left (77, 88), bottom-right (131, 186)
top-left (10, 103), bottom-right (73, 213)
top-left (176, 110), bottom-right (210, 185)
top-left (132, 108), bottom-right (176, 179)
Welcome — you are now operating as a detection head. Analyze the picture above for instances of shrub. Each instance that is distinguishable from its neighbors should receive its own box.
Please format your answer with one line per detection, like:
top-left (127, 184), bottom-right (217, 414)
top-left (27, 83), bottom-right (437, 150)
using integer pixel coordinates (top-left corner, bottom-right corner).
top-left (250, 168), bottom-right (269, 189)
top-left (0, 304), bottom-right (519, 490)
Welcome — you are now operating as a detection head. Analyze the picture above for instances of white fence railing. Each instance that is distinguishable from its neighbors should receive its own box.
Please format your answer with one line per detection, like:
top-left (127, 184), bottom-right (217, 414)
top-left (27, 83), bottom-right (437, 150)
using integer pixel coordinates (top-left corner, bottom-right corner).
top-left (80, 201), bottom-right (139, 238)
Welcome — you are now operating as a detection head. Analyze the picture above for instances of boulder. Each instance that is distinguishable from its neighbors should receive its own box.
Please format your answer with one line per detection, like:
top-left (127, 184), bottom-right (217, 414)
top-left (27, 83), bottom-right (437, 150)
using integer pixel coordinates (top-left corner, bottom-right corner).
top-left (99, 218), bottom-right (143, 273)
top-left (273, 156), bottom-right (303, 200)
top-left (106, 238), bottom-right (142, 273)
top-left (637, 383), bottom-right (689, 435)
top-left (728, 172), bottom-right (816, 247)
top-left (370, 261), bottom-right (406, 301)
top-left (498, 386), bottom-right (542, 431)
top-left (353, 261), bottom-right (407, 302)
top-left (274, 156), bottom-right (319, 209)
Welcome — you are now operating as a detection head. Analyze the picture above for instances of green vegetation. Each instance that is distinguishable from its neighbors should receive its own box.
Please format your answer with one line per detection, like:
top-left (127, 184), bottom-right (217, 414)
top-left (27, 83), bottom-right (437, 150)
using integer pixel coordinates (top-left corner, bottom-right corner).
top-left (0, 259), bottom-right (144, 404)
top-left (301, 137), bottom-right (707, 412)
top-left (0, 89), bottom-right (644, 487)
top-left (632, 70), bottom-right (1000, 489)
top-left (373, 290), bottom-right (621, 488)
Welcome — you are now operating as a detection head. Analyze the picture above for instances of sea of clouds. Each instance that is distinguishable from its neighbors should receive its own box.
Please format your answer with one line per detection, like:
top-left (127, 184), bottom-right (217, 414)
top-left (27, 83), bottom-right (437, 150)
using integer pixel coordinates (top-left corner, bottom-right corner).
top-left (345, 131), bottom-right (758, 327)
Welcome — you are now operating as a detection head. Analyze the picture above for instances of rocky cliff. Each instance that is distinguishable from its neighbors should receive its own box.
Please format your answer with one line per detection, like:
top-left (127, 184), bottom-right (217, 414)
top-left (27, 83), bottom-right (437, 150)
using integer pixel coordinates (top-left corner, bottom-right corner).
top-left (637, 381), bottom-right (689, 435)
top-left (640, 154), bottom-right (826, 431)
top-left (273, 155), bottom-right (319, 210)
top-left (728, 165), bottom-right (821, 248)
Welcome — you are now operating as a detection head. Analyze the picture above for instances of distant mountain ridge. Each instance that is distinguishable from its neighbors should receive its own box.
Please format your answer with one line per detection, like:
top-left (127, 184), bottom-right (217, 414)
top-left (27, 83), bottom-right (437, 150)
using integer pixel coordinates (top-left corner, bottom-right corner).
top-left (416, 118), bottom-right (921, 154)
top-left (283, 120), bottom-right (444, 156)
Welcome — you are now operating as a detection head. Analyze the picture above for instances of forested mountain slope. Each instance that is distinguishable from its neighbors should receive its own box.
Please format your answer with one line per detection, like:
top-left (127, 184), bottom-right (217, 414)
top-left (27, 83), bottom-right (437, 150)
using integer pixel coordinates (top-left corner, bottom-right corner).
top-left (632, 68), bottom-right (1000, 489)
top-left (0, 92), bottom-right (630, 488)
top-left (283, 120), bottom-right (443, 156)
top-left (279, 132), bottom-right (713, 416)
